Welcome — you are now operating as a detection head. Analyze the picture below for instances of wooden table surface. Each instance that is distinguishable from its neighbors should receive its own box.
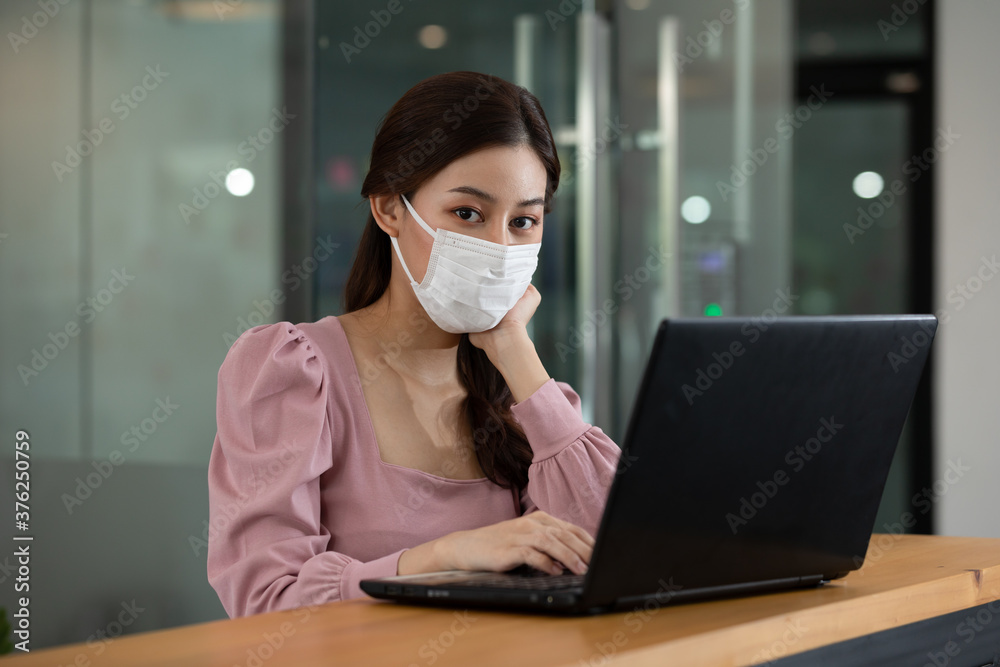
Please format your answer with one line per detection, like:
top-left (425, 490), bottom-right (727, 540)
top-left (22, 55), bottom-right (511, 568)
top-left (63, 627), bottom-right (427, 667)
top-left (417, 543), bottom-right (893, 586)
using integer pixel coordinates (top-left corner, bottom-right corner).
top-left (6, 534), bottom-right (1000, 666)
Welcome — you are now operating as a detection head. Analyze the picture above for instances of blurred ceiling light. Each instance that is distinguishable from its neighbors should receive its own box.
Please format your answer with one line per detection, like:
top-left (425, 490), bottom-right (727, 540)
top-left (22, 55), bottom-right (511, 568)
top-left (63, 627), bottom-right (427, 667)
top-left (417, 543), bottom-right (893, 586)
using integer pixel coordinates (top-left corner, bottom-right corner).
top-left (681, 196), bottom-right (711, 224)
top-left (852, 171), bottom-right (884, 199)
top-left (225, 168), bottom-right (255, 197)
top-left (155, 0), bottom-right (277, 21)
top-left (626, 0), bottom-right (651, 10)
top-left (418, 25), bottom-right (447, 49)
top-left (806, 31), bottom-right (837, 56)
top-left (635, 130), bottom-right (659, 151)
top-left (886, 71), bottom-right (921, 94)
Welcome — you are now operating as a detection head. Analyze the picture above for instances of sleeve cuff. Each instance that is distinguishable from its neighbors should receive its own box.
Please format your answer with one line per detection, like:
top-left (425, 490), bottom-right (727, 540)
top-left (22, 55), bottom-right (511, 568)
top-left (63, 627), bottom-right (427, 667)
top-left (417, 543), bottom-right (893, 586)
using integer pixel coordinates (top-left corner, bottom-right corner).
top-left (510, 378), bottom-right (591, 463)
top-left (340, 548), bottom-right (409, 600)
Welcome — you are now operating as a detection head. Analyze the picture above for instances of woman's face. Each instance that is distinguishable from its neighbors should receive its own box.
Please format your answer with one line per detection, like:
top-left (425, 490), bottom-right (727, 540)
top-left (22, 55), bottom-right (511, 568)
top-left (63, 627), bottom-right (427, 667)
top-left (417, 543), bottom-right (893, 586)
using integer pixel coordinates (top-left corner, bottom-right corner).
top-left (396, 144), bottom-right (548, 283)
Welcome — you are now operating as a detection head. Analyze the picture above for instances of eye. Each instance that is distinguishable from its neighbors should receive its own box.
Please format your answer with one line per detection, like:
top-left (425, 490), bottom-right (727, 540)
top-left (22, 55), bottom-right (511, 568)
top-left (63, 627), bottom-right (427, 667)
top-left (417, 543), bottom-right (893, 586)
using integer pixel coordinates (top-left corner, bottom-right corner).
top-left (510, 217), bottom-right (538, 231)
top-left (453, 207), bottom-right (483, 223)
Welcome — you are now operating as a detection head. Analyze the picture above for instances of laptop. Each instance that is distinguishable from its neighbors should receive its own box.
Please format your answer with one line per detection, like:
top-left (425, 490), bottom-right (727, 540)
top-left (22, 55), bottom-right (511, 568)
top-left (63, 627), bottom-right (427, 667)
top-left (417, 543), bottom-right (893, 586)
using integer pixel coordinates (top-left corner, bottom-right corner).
top-left (360, 315), bottom-right (938, 615)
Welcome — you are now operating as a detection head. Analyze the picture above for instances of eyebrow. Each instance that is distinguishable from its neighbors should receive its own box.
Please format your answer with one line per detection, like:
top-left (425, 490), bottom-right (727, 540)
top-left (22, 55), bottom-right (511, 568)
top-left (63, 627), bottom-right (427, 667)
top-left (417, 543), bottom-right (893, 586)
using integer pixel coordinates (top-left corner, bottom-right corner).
top-left (446, 186), bottom-right (545, 208)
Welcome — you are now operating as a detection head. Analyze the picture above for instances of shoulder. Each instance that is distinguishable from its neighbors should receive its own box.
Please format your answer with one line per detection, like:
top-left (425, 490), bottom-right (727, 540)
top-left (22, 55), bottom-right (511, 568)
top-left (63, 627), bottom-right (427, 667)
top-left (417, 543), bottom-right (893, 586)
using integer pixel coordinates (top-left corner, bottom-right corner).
top-left (218, 321), bottom-right (327, 398)
top-left (213, 322), bottom-right (337, 474)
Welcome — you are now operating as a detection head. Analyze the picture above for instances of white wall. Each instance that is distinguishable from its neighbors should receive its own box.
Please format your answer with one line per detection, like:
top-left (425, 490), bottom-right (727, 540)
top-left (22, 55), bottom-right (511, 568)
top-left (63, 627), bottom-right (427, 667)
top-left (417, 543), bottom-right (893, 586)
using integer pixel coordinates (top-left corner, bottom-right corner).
top-left (935, 2), bottom-right (1000, 537)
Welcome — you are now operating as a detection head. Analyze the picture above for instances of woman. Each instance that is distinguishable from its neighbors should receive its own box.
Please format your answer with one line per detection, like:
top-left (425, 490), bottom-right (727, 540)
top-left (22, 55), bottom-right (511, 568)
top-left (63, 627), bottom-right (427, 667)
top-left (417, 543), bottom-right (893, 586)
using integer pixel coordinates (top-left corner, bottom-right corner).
top-left (207, 71), bottom-right (622, 618)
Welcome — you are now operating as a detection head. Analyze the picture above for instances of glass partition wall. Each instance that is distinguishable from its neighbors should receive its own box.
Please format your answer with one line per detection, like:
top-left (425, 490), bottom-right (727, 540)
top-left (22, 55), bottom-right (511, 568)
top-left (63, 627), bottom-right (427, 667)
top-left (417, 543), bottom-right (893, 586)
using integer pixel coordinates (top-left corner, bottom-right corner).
top-left (313, 0), bottom-right (794, 440)
top-left (0, 0), bottom-right (285, 647)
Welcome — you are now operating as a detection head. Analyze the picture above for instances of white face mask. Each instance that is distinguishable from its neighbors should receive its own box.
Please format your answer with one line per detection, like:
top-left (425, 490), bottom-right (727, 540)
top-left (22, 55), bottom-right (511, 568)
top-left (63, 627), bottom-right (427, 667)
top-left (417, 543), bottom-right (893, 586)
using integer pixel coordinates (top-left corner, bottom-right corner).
top-left (389, 194), bottom-right (541, 334)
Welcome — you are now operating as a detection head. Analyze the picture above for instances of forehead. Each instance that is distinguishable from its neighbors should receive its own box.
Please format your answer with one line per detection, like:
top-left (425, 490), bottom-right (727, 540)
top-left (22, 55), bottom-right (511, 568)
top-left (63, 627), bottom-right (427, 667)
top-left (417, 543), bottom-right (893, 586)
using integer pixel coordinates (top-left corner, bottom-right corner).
top-left (427, 145), bottom-right (547, 201)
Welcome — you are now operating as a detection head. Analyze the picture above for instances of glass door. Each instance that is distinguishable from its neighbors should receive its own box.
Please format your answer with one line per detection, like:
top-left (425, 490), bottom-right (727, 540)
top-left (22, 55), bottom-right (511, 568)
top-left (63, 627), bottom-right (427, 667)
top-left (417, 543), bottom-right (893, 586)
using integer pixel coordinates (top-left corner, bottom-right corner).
top-left (311, 0), bottom-right (793, 441)
top-left (509, 0), bottom-right (793, 435)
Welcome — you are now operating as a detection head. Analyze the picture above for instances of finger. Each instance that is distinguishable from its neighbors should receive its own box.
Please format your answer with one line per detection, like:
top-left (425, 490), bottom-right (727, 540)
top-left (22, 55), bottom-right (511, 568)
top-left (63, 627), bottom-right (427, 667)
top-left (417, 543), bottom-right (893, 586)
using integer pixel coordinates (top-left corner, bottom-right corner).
top-left (520, 546), bottom-right (563, 575)
top-left (528, 512), bottom-right (596, 549)
top-left (568, 523), bottom-right (596, 549)
top-left (539, 519), bottom-right (596, 567)
top-left (536, 526), bottom-right (591, 575)
top-left (556, 527), bottom-right (594, 564)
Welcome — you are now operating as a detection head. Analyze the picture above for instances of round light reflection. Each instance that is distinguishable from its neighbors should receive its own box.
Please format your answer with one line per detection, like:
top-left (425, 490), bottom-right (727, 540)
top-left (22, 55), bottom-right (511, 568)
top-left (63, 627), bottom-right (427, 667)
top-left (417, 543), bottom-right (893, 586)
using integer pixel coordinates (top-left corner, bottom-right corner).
top-left (681, 196), bottom-right (711, 224)
top-left (418, 25), bottom-right (447, 49)
top-left (852, 171), bottom-right (884, 199)
top-left (225, 168), bottom-right (255, 197)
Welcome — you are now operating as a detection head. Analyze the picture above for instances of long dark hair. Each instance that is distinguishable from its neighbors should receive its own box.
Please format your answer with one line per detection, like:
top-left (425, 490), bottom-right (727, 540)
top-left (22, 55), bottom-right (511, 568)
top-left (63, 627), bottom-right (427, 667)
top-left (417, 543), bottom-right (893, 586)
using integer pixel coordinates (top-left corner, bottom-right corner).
top-left (344, 71), bottom-right (561, 492)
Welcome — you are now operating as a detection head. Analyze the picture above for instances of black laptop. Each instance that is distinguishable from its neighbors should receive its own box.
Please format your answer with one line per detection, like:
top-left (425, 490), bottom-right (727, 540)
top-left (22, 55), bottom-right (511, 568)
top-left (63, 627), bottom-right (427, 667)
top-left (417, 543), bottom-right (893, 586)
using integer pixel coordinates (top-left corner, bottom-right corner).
top-left (360, 315), bottom-right (938, 615)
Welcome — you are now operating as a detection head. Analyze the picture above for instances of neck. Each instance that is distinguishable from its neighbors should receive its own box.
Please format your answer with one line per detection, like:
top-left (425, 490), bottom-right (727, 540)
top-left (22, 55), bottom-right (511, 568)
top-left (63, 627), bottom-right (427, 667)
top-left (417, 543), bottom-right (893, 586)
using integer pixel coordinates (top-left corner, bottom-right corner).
top-left (351, 279), bottom-right (463, 386)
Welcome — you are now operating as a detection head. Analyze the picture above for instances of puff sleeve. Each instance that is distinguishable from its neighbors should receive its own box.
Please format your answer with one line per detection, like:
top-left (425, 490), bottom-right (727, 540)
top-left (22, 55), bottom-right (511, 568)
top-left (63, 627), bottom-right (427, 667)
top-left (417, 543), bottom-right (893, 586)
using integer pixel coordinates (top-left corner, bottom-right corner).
top-left (207, 323), bottom-right (407, 618)
top-left (511, 379), bottom-right (623, 538)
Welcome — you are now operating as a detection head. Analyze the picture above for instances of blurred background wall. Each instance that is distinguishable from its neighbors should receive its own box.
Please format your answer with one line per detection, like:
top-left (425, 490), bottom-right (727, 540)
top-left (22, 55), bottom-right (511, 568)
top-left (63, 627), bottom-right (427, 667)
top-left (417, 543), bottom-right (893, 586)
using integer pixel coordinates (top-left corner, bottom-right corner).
top-left (935, 1), bottom-right (1000, 538)
top-left (0, 0), bottom-right (282, 645)
top-left (0, 0), bottom-right (997, 652)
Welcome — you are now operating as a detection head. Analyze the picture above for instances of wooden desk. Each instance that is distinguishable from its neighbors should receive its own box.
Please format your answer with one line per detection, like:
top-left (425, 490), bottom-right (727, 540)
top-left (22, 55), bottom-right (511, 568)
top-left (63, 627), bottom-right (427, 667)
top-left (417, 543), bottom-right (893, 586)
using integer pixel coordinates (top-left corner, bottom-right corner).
top-left (7, 535), bottom-right (1000, 666)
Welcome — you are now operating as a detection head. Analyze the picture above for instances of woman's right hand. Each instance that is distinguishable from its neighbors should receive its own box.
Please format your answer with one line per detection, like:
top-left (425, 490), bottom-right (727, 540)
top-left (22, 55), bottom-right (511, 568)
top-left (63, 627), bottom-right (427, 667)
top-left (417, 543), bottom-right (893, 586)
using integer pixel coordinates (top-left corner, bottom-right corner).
top-left (437, 510), bottom-right (594, 576)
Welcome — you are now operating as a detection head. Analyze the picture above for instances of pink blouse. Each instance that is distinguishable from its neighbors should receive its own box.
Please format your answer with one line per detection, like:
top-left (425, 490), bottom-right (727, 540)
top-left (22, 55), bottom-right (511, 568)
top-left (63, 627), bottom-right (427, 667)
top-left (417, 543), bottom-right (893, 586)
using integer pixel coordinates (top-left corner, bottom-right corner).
top-left (206, 316), bottom-right (621, 618)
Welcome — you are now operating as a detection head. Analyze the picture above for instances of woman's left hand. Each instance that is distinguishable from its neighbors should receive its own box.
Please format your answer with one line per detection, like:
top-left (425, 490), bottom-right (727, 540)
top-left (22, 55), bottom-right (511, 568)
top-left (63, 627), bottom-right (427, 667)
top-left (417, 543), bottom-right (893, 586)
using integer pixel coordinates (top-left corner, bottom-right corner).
top-left (468, 284), bottom-right (541, 358)
top-left (468, 284), bottom-right (549, 402)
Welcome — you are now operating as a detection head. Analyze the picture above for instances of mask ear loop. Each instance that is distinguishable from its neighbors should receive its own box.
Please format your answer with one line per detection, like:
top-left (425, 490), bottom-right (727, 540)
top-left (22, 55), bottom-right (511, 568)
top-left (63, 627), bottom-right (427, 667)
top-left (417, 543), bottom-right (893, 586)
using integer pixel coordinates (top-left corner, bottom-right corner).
top-left (389, 235), bottom-right (418, 286)
top-left (389, 194), bottom-right (437, 287)
top-left (400, 194), bottom-right (438, 237)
